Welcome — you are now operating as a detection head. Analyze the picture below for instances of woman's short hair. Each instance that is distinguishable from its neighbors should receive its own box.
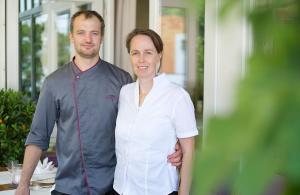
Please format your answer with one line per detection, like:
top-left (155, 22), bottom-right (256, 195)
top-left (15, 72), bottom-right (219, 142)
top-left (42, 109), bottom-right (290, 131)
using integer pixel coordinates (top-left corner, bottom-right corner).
top-left (126, 28), bottom-right (164, 54)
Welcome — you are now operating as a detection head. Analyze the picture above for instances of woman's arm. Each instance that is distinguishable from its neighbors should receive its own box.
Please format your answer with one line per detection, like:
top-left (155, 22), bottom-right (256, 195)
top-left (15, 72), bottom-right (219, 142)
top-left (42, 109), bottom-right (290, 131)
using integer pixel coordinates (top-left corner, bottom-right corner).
top-left (178, 136), bottom-right (195, 195)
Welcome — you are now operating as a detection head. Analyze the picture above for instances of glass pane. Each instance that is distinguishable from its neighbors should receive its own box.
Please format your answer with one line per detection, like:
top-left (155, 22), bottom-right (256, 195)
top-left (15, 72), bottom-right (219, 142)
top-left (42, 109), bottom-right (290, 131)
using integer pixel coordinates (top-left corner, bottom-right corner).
top-left (56, 12), bottom-right (70, 67)
top-left (19, 0), bottom-right (94, 100)
top-left (161, 7), bottom-right (187, 86)
top-left (20, 0), bottom-right (26, 12)
top-left (26, 0), bottom-right (32, 10)
top-left (33, 0), bottom-right (40, 7)
top-left (78, 3), bottom-right (92, 10)
top-left (34, 14), bottom-right (48, 98)
top-left (20, 19), bottom-right (32, 97)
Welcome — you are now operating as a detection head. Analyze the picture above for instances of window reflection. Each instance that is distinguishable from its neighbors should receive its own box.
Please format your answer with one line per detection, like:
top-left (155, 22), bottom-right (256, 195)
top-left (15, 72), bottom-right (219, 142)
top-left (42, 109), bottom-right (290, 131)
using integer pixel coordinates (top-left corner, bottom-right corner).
top-left (161, 7), bottom-right (187, 87)
top-left (34, 14), bottom-right (47, 98)
top-left (26, 0), bottom-right (32, 10)
top-left (20, 0), bottom-right (26, 12)
top-left (19, 0), bottom-right (94, 99)
top-left (34, 0), bottom-right (40, 8)
top-left (56, 11), bottom-right (70, 67)
top-left (20, 19), bottom-right (32, 97)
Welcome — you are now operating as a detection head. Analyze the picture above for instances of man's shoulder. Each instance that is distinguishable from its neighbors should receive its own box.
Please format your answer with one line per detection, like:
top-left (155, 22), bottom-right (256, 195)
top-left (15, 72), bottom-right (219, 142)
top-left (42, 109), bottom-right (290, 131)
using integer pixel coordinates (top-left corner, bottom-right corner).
top-left (101, 60), bottom-right (133, 83)
top-left (102, 60), bottom-right (129, 74)
top-left (45, 63), bottom-right (72, 83)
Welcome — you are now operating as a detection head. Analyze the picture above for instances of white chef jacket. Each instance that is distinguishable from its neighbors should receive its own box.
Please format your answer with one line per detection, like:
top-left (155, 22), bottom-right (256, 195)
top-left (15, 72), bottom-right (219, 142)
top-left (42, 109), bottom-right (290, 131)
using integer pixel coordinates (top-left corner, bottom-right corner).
top-left (113, 74), bottom-right (198, 195)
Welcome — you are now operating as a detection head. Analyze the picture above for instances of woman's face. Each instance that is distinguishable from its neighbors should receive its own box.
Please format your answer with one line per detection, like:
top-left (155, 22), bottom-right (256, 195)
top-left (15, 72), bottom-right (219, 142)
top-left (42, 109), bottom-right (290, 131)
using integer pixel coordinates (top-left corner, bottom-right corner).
top-left (129, 35), bottom-right (162, 80)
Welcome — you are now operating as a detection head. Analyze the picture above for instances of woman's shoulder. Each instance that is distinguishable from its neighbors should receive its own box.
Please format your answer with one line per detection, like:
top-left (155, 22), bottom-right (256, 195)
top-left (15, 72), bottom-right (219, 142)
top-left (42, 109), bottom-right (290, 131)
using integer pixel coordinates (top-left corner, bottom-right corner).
top-left (120, 82), bottom-right (136, 95)
top-left (121, 81), bottom-right (136, 90)
top-left (165, 82), bottom-right (189, 98)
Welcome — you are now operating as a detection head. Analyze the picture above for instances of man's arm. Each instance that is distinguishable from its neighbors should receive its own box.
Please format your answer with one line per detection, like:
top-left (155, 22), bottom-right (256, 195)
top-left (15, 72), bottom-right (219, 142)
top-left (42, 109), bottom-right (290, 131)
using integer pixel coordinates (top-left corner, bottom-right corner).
top-left (15, 144), bottom-right (42, 195)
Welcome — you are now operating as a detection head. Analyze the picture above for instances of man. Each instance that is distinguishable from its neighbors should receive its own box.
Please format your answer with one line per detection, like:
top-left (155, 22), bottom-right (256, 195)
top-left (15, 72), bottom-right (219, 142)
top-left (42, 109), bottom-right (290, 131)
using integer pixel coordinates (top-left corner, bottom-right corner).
top-left (16, 10), bottom-right (181, 195)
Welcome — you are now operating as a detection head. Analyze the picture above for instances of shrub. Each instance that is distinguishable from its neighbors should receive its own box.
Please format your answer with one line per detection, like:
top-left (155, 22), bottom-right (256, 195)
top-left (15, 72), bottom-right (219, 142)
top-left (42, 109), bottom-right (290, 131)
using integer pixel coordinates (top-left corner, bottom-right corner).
top-left (0, 89), bottom-right (35, 166)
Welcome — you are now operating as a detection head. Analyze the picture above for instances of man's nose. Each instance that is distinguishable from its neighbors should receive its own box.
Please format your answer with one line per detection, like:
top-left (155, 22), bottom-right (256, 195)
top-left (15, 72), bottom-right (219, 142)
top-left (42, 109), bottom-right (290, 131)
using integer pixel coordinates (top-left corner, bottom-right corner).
top-left (85, 34), bottom-right (92, 42)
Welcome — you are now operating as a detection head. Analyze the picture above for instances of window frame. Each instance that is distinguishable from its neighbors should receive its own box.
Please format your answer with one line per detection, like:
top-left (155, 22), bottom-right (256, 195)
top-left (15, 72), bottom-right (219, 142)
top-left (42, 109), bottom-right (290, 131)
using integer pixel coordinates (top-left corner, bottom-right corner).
top-left (150, 0), bottom-right (198, 89)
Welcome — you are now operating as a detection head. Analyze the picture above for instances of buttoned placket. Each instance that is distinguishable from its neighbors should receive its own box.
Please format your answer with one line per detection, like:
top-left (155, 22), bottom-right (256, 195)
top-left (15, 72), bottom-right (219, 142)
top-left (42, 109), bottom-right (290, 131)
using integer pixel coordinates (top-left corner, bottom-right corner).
top-left (120, 76), bottom-right (166, 194)
top-left (122, 104), bottom-right (142, 194)
top-left (123, 79), bottom-right (153, 194)
top-left (72, 72), bottom-right (92, 195)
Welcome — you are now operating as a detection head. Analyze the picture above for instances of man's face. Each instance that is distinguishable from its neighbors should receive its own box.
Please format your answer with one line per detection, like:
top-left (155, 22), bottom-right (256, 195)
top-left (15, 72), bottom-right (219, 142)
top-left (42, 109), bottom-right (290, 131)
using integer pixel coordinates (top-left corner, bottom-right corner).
top-left (69, 15), bottom-right (103, 59)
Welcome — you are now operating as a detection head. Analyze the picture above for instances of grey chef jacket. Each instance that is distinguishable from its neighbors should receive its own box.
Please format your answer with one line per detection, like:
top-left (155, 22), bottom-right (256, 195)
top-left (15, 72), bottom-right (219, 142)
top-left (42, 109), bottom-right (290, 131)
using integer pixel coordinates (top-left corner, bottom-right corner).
top-left (25, 59), bottom-right (132, 195)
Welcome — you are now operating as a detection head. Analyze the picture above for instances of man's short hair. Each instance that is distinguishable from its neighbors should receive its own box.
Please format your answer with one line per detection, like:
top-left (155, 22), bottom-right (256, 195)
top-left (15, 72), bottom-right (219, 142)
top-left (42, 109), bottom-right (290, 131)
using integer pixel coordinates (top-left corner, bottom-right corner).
top-left (70, 10), bottom-right (105, 36)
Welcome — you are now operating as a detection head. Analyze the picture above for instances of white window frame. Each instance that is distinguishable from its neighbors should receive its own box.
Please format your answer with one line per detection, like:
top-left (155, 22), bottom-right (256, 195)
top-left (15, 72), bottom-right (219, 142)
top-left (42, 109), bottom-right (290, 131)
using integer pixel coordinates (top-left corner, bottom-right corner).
top-left (150, 0), bottom-right (198, 89)
top-left (6, 0), bottom-right (19, 90)
top-left (0, 0), bottom-right (5, 89)
top-left (203, 0), bottom-right (253, 144)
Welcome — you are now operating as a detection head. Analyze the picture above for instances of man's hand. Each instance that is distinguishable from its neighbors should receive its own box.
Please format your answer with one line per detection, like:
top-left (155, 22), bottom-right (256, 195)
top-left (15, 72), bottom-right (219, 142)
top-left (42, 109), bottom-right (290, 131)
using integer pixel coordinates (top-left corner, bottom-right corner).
top-left (167, 141), bottom-right (182, 167)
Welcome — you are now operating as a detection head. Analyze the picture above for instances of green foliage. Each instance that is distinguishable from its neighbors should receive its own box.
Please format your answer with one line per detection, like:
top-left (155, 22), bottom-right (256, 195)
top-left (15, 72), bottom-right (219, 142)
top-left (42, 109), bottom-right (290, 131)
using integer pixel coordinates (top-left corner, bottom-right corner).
top-left (162, 7), bottom-right (186, 16)
top-left (20, 20), bottom-right (32, 97)
top-left (34, 21), bottom-right (46, 97)
top-left (57, 32), bottom-right (70, 67)
top-left (193, 0), bottom-right (300, 194)
top-left (0, 89), bottom-right (36, 166)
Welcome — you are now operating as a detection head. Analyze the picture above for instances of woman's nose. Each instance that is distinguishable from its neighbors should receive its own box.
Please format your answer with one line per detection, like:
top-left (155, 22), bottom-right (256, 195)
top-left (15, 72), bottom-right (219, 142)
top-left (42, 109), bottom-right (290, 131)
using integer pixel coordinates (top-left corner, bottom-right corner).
top-left (138, 54), bottom-right (144, 62)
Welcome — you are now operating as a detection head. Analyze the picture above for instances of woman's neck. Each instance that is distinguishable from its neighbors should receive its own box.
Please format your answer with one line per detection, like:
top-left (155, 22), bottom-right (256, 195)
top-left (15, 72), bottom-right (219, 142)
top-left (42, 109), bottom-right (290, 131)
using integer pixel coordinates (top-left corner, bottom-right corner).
top-left (138, 78), bottom-right (153, 106)
top-left (139, 78), bottom-right (153, 94)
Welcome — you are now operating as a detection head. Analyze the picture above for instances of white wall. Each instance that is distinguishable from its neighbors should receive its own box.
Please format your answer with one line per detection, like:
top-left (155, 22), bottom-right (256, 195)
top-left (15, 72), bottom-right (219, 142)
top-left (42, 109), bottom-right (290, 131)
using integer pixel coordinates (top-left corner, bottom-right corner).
top-left (203, 0), bottom-right (251, 141)
top-left (0, 0), bottom-right (5, 89)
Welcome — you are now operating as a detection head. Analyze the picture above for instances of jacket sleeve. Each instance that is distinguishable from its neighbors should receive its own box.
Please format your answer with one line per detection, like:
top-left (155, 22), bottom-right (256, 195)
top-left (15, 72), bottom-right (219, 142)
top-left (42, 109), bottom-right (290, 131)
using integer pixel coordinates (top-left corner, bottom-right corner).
top-left (25, 78), bottom-right (58, 151)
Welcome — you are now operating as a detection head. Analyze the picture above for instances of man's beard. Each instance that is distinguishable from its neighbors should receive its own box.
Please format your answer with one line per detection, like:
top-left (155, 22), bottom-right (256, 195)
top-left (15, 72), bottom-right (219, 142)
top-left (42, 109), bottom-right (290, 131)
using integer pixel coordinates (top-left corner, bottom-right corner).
top-left (77, 48), bottom-right (99, 59)
top-left (76, 44), bottom-right (99, 59)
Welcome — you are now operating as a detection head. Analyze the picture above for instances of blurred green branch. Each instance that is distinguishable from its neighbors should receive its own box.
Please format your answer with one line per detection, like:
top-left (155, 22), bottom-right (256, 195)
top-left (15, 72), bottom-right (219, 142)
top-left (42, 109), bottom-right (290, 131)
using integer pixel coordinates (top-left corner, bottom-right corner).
top-left (192, 0), bottom-right (300, 194)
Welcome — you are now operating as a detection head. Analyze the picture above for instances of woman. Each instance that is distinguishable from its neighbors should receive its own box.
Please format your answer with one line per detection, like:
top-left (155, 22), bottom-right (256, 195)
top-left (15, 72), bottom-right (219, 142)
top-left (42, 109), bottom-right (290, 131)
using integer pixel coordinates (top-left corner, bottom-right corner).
top-left (114, 28), bottom-right (198, 195)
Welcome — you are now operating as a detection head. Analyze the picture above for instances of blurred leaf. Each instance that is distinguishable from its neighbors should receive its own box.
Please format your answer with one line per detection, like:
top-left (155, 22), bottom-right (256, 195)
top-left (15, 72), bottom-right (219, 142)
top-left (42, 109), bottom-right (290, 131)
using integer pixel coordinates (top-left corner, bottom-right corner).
top-left (192, 0), bottom-right (300, 194)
